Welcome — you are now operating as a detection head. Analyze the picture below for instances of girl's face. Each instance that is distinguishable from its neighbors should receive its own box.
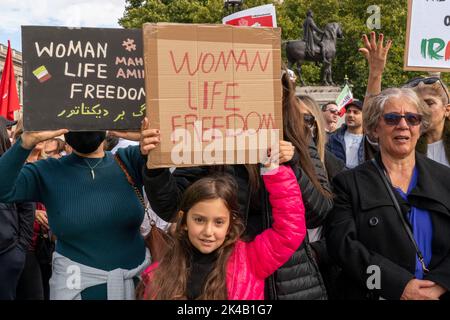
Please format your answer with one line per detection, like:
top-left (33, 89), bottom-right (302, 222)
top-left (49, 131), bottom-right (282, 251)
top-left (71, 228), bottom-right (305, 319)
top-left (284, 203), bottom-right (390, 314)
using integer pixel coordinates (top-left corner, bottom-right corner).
top-left (185, 198), bottom-right (231, 254)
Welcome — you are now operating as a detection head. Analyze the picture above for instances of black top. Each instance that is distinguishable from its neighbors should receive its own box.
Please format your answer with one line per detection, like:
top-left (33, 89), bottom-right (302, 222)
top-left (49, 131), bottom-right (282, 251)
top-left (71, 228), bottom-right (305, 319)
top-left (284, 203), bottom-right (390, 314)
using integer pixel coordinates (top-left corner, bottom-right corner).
top-left (186, 246), bottom-right (218, 300)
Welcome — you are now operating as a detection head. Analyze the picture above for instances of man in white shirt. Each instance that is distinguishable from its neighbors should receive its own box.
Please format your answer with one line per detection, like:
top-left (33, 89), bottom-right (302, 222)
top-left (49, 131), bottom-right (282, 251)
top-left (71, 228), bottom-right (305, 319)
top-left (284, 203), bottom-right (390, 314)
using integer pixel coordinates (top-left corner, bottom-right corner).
top-left (326, 100), bottom-right (366, 168)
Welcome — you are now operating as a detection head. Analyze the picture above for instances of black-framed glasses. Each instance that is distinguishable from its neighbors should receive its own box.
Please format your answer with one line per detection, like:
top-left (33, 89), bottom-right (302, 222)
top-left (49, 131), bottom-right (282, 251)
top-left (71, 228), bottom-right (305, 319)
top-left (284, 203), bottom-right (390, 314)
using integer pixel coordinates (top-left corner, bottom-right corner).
top-left (303, 114), bottom-right (316, 128)
top-left (403, 76), bottom-right (450, 104)
top-left (382, 112), bottom-right (422, 126)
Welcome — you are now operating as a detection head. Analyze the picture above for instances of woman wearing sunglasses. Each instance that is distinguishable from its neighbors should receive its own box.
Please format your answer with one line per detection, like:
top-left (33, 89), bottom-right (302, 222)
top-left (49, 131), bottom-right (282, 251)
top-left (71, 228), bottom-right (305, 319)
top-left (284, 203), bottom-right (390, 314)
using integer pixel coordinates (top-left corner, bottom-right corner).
top-left (360, 31), bottom-right (450, 167)
top-left (404, 78), bottom-right (450, 167)
top-left (326, 86), bottom-right (450, 300)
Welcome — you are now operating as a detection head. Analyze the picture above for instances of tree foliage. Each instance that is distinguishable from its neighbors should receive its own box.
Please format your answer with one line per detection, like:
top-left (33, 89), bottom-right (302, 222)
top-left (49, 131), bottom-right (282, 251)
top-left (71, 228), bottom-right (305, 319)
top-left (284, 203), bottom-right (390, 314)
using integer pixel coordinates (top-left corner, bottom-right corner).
top-left (119, 0), bottom-right (449, 99)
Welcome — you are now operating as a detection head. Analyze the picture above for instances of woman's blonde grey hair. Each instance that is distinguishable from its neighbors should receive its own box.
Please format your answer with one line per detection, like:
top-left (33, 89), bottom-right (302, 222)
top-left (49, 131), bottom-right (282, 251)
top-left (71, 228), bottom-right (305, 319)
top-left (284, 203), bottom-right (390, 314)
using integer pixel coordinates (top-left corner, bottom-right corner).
top-left (297, 95), bottom-right (327, 163)
top-left (363, 87), bottom-right (431, 136)
top-left (413, 81), bottom-right (450, 106)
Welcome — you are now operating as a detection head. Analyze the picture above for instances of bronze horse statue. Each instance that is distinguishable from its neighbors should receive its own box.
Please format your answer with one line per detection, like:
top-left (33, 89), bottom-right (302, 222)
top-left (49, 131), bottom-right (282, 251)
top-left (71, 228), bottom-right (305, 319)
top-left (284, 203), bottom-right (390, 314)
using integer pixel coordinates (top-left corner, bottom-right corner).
top-left (285, 22), bottom-right (343, 86)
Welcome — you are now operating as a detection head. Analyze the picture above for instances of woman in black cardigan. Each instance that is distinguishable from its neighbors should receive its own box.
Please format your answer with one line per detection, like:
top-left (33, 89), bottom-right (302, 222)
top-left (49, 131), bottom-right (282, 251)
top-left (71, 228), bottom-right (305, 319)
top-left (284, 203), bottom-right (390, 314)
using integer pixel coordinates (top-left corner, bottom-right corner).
top-left (325, 86), bottom-right (450, 300)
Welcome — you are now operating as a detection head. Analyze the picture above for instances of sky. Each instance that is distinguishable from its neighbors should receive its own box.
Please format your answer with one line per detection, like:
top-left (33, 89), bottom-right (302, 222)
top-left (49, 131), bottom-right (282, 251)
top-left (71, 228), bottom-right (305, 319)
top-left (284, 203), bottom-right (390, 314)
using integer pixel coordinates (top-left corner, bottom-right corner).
top-left (0, 0), bottom-right (127, 51)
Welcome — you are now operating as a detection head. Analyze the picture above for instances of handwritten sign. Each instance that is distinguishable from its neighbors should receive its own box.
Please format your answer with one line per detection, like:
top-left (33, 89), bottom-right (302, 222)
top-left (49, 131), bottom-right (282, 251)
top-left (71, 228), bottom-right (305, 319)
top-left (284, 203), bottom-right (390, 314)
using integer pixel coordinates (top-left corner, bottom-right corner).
top-left (22, 26), bottom-right (145, 131)
top-left (405, 0), bottom-right (450, 72)
top-left (143, 23), bottom-right (282, 168)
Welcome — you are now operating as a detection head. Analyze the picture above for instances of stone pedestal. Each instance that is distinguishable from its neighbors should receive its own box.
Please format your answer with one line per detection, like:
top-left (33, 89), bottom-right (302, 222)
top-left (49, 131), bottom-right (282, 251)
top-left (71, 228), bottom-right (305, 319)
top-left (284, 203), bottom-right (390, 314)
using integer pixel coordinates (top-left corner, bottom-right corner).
top-left (295, 86), bottom-right (342, 106)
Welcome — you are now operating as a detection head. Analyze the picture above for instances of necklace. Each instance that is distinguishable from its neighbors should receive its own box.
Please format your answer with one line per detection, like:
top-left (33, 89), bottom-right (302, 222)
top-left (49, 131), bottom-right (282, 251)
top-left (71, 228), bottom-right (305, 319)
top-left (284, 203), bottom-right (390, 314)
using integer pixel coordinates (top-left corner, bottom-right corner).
top-left (83, 158), bottom-right (104, 180)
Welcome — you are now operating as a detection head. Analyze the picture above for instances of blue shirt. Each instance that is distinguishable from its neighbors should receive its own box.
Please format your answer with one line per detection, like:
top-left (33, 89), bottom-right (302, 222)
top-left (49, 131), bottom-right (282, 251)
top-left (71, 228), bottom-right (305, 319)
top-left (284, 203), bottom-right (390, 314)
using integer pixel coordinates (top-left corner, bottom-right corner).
top-left (395, 167), bottom-right (433, 279)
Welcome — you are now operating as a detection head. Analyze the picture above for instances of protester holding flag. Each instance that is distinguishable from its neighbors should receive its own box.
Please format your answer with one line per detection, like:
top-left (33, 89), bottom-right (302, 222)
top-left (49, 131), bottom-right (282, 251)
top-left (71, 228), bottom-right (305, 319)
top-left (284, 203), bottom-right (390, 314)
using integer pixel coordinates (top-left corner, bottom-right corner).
top-left (0, 41), bottom-right (20, 121)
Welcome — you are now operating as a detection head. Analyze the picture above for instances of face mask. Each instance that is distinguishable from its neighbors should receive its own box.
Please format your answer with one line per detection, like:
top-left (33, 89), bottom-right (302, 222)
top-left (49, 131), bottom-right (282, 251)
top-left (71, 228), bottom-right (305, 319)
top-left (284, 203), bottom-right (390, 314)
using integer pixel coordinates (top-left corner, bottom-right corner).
top-left (64, 131), bottom-right (106, 154)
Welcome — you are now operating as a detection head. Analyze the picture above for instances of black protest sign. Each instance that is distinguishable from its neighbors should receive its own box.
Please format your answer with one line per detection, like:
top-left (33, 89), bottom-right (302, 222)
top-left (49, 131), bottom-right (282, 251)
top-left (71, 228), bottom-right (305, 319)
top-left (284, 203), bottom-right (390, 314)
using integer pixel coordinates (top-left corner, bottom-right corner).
top-left (22, 26), bottom-right (145, 131)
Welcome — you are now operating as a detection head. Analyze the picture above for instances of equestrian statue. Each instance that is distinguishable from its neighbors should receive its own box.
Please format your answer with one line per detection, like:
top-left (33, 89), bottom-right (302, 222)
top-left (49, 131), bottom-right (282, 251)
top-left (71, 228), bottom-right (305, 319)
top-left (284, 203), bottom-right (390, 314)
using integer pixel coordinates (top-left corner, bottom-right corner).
top-left (285, 9), bottom-right (343, 86)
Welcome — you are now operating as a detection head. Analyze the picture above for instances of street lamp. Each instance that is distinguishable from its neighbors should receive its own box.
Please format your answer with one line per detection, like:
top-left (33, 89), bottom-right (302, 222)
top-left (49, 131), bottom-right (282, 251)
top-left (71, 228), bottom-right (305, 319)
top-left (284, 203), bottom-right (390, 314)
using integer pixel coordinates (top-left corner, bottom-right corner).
top-left (224, 0), bottom-right (243, 13)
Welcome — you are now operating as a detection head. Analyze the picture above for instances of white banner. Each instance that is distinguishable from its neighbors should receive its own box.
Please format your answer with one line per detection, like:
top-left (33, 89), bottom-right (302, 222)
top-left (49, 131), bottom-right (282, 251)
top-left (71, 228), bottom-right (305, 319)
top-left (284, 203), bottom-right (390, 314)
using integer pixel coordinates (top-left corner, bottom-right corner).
top-left (405, 0), bottom-right (450, 72)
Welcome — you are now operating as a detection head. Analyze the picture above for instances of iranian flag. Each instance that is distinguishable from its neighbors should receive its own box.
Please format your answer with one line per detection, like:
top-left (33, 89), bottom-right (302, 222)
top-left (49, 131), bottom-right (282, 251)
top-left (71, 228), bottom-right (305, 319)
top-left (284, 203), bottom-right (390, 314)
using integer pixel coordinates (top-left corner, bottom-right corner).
top-left (335, 84), bottom-right (353, 117)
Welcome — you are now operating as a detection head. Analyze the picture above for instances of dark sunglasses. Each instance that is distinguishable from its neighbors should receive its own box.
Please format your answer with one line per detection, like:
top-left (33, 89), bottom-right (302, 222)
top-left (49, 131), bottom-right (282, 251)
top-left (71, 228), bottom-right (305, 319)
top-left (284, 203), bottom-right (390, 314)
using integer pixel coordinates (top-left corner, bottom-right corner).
top-left (325, 108), bottom-right (339, 115)
top-left (303, 114), bottom-right (316, 128)
top-left (382, 112), bottom-right (422, 126)
top-left (403, 77), bottom-right (449, 104)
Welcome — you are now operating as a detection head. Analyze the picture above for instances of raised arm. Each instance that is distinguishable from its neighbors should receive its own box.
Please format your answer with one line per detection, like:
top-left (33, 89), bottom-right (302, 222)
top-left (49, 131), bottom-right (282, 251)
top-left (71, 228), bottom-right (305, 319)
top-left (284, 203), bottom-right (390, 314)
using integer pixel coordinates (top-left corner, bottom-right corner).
top-left (0, 129), bottom-right (67, 203)
top-left (246, 165), bottom-right (306, 279)
top-left (359, 32), bottom-right (392, 108)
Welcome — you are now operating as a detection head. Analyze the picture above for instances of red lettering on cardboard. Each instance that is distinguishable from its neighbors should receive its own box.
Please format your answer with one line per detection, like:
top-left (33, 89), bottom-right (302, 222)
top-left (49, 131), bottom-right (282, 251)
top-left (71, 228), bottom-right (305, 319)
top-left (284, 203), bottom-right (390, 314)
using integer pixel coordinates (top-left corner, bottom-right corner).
top-left (224, 83), bottom-right (240, 111)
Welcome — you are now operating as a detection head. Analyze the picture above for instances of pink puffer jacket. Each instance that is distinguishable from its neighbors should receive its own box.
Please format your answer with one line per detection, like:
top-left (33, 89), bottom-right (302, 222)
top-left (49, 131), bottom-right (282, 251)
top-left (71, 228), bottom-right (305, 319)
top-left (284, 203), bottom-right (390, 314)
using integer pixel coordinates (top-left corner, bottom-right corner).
top-left (142, 165), bottom-right (306, 300)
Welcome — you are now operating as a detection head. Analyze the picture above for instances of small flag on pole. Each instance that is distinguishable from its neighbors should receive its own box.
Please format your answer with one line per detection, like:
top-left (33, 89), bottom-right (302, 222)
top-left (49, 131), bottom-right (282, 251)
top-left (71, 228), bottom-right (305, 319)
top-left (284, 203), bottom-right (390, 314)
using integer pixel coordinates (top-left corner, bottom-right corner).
top-left (335, 84), bottom-right (353, 117)
top-left (0, 41), bottom-right (20, 121)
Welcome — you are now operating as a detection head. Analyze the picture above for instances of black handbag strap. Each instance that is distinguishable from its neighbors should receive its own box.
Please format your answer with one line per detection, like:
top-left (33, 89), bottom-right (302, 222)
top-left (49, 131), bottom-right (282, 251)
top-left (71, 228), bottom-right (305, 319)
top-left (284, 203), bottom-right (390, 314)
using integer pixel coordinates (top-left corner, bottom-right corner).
top-left (371, 159), bottom-right (429, 274)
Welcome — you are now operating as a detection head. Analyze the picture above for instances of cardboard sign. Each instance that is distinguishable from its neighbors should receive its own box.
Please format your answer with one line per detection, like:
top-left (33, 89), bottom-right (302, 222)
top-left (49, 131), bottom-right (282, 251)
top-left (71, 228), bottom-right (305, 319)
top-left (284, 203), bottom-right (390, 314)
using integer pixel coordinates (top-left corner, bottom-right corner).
top-left (404, 0), bottom-right (450, 72)
top-left (22, 26), bottom-right (145, 131)
top-left (143, 23), bottom-right (282, 168)
top-left (222, 4), bottom-right (277, 28)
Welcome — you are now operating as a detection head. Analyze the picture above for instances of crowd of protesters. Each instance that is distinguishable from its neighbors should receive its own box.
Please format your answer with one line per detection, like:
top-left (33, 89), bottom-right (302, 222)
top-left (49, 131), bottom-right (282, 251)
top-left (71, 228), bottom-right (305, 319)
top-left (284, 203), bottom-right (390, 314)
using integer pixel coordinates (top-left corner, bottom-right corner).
top-left (0, 31), bottom-right (449, 300)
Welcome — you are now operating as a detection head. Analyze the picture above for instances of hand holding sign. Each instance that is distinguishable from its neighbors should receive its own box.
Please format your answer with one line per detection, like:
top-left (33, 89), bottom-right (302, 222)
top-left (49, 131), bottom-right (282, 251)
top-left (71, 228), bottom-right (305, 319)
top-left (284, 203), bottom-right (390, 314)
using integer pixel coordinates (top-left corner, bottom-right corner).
top-left (21, 129), bottom-right (69, 150)
top-left (140, 117), bottom-right (161, 157)
top-left (269, 140), bottom-right (294, 165)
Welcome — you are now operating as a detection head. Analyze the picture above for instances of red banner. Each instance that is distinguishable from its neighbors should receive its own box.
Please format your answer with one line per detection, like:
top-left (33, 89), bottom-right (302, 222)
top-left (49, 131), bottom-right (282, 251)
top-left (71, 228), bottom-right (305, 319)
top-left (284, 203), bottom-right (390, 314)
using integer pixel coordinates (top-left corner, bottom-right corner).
top-left (0, 41), bottom-right (20, 120)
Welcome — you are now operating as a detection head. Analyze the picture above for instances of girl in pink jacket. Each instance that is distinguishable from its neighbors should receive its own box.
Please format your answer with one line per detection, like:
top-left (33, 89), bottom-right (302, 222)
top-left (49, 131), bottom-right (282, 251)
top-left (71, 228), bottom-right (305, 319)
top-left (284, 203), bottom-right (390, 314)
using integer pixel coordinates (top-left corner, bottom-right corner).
top-left (141, 164), bottom-right (306, 300)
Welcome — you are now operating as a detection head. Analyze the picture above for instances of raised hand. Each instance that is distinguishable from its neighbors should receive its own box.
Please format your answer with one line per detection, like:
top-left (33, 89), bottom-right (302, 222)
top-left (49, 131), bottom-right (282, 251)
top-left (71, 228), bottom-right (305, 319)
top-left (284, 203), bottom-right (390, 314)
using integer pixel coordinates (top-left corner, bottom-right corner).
top-left (140, 117), bottom-right (160, 156)
top-left (21, 129), bottom-right (68, 150)
top-left (359, 32), bottom-right (392, 99)
top-left (359, 31), bottom-right (392, 77)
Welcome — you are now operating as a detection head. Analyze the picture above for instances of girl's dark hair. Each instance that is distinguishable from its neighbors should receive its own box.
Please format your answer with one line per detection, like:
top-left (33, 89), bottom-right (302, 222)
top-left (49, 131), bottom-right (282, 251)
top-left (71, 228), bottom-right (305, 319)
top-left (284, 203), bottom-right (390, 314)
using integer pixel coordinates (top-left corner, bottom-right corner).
top-left (281, 71), bottom-right (331, 198)
top-left (0, 121), bottom-right (11, 156)
top-left (144, 174), bottom-right (245, 300)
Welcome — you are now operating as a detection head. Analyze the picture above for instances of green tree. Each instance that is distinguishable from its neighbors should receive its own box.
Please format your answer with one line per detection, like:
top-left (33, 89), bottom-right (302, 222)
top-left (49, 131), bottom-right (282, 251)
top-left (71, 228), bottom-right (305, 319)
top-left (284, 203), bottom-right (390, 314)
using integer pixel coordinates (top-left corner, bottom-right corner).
top-left (119, 0), bottom-right (449, 98)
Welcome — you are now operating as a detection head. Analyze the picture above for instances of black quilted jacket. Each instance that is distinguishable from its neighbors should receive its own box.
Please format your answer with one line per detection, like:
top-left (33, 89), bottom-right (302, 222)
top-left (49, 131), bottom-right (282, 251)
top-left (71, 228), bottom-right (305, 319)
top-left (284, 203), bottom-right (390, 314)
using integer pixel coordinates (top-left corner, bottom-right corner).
top-left (143, 141), bottom-right (333, 300)
top-left (271, 141), bottom-right (333, 300)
